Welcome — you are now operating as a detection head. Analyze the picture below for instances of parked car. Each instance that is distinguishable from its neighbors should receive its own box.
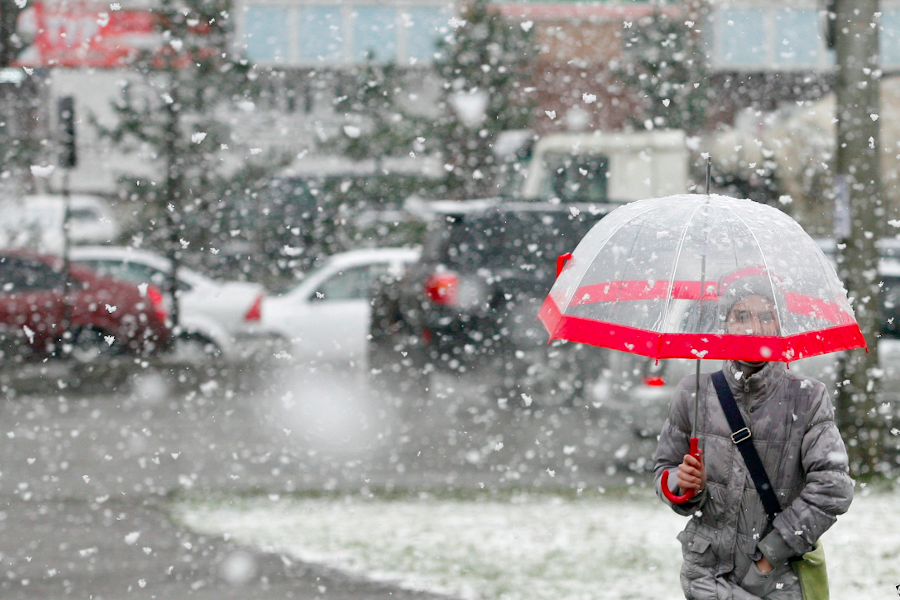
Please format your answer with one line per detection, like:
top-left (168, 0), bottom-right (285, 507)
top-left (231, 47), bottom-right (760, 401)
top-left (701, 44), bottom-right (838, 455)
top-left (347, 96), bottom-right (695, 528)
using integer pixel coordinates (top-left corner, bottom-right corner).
top-left (69, 246), bottom-right (270, 363)
top-left (368, 200), bottom-right (614, 405)
top-left (0, 194), bottom-right (121, 252)
top-left (260, 247), bottom-right (421, 368)
top-left (0, 250), bottom-right (169, 363)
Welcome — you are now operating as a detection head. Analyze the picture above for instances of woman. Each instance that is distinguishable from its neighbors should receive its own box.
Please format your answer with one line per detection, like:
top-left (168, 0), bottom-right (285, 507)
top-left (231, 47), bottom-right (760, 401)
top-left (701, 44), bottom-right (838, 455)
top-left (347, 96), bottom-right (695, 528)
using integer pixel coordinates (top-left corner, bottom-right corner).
top-left (653, 272), bottom-right (854, 600)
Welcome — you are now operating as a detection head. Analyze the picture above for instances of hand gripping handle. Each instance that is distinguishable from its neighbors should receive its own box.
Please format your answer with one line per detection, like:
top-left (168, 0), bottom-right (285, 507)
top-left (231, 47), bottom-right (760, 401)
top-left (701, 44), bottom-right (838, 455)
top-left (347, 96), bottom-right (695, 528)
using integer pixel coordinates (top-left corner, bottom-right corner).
top-left (661, 437), bottom-right (701, 504)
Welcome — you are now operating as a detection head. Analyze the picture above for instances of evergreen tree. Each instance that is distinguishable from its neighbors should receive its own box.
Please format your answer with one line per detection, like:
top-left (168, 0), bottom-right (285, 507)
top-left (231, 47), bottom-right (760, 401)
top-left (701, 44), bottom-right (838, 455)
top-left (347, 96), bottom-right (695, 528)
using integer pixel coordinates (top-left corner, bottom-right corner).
top-left (102, 0), bottom-right (259, 248)
top-left (619, 11), bottom-right (708, 133)
top-left (330, 58), bottom-right (430, 164)
top-left (324, 0), bottom-right (537, 203)
top-left (98, 0), bottom-right (267, 320)
top-left (432, 0), bottom-right (537, 198)
top-left (255, 59), bottom-right (439, 272)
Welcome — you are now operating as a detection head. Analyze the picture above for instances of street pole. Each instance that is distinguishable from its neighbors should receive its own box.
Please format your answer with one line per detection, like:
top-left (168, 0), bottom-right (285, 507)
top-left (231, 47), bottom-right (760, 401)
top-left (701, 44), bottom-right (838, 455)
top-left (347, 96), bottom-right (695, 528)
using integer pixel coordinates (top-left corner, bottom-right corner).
top-left (832, 0), bottom-right (885, 475)
top-left (164, 70), bottom-right (181, 332)
top-left (58, 96), bottom-right (77, 353)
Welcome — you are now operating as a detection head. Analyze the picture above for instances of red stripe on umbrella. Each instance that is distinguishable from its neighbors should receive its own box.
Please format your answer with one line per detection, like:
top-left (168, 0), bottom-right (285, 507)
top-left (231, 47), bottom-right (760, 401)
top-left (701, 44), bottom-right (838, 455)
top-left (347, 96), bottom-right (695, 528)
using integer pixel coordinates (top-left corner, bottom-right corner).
top-left (567, 280), bottom-right (855, 327)
top-left (539, 294), bottom-right (866, 362)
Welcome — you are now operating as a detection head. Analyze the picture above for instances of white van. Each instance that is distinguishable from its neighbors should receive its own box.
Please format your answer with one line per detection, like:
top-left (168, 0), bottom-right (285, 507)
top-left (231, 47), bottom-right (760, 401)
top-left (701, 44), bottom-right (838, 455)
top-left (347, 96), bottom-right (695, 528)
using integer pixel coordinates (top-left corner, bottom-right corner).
top-left (518, 130), bottom-right (690, 203)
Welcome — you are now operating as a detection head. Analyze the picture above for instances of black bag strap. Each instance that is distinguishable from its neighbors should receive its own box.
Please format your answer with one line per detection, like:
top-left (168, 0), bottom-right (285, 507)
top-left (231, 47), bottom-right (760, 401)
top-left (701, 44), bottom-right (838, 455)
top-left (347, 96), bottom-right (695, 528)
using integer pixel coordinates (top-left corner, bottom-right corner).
top-left (710, 370), bottom-right (782, 520)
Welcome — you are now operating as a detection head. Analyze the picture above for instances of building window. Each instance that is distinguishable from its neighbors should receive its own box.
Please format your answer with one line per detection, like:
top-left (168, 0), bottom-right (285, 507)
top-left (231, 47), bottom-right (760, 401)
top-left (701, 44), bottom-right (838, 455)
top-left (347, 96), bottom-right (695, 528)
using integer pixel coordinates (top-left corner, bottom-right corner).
top-left (773, 9), bottom-right (820, 66)
top-left (403, 6), bottom-right (452, 63)
top-left (298, 5), bottom-right (344, 63)
top-left (882, 9), bottom-right (900, 66)
top-left (709, 4), bottom-right (837, 70)
top-left (245, 6), bottom-right (290, 62)
top-left (241, 2), bottom-right (451, 66)
top-left (717, 8), bottom-right (766, 68)
top-left (353, 6), bottom-right (397, 62)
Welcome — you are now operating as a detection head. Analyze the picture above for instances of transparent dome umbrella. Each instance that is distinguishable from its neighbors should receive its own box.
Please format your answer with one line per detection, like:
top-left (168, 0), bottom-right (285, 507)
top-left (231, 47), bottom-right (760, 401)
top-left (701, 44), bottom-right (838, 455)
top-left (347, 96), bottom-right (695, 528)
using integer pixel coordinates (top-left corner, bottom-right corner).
top-left (538, 194), bottom-right (866, 502)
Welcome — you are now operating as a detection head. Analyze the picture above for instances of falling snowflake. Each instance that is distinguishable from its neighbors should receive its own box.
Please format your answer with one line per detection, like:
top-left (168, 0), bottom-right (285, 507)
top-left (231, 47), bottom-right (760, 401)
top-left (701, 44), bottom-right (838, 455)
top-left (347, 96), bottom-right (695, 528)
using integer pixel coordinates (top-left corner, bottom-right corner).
top-left (30, 165), bottom-right (54, 178)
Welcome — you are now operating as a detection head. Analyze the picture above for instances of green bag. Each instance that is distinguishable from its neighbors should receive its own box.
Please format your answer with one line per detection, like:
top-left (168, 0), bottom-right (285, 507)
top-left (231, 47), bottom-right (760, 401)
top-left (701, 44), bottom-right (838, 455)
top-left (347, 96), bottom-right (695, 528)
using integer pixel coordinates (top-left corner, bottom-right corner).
top-left (792, 540), bottom-right (828, 600)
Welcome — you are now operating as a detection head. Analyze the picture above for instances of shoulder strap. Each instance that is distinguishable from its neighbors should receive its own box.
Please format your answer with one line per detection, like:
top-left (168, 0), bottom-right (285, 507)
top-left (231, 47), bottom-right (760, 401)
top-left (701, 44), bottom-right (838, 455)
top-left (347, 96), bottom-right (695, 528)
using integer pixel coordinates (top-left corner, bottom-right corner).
top-left (710, 370), bottom-right (782, 520)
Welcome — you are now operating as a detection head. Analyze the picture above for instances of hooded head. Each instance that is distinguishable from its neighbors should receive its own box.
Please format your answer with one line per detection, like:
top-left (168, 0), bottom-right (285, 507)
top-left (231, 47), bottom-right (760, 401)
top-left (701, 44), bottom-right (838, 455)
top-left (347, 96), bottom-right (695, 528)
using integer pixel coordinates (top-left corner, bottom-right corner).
top-left (716, 267), bottom-right (783, 336)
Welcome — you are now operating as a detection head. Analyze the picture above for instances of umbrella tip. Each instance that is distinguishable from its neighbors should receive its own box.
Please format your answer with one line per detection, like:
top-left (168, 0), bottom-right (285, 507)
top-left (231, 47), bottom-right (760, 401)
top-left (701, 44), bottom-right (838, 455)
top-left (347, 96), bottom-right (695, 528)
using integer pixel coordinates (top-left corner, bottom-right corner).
top-left (705, 156), bottom-right (712, 195)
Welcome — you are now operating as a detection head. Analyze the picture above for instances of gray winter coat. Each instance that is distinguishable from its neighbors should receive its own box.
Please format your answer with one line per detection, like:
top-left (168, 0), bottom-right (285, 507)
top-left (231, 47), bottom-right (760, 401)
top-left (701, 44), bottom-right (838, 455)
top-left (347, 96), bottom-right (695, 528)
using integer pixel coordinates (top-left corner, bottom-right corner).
top-left (654, 360), bottom-right (854, 600)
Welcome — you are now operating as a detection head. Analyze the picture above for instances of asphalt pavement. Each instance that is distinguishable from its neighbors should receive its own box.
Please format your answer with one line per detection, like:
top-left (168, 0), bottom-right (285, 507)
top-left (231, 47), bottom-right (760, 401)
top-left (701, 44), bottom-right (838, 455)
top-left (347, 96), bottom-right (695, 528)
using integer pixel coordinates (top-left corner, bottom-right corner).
top-left (0, 359), bottom-right (651, 599)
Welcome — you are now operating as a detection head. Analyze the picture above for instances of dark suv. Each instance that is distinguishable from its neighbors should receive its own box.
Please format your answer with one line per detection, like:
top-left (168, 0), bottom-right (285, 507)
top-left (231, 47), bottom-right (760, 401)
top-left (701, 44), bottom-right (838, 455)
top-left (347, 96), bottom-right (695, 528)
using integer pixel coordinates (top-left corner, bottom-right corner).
top-left (369, 201), bottom-right (613, 406)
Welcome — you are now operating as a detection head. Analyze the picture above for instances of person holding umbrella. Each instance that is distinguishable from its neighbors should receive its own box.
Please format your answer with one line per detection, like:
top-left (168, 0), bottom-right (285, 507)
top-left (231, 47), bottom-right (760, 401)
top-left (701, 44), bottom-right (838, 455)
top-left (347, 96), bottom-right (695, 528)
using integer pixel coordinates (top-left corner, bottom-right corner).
top-left (539, 193), bottom-right (865, 600)
top-left (654, 269), bottom-right (854, 600)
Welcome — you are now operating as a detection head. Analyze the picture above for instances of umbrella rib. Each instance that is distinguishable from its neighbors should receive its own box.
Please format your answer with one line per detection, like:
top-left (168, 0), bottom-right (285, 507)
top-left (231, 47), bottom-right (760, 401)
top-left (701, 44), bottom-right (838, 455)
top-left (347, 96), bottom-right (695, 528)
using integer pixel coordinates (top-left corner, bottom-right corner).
top-left (660, 201), bottom-right (707, 336)
top-left (565, 203), bottom-right (661, 307)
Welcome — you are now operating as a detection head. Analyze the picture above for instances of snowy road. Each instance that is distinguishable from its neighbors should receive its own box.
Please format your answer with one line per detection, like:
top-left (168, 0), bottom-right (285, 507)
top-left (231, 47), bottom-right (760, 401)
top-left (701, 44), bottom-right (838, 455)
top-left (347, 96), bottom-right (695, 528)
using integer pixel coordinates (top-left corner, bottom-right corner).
top-left (0, 361), bottom-right (649, 598)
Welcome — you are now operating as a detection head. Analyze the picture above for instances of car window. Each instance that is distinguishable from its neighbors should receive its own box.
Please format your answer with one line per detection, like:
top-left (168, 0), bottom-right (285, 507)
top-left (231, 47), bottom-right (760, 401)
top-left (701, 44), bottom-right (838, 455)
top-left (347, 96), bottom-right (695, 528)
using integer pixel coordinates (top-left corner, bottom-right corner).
top-left (311, 264), bottom-right (387, 301)
top-left (422, 209), bottom-right (603, 271)
top-left (79, 259), bottom-right (192, 292)
top-left (539, 152), bottom-right (609, 203)
top-left (69, 207), bottom-right (101, 222)
top-left (0, 256), bottom-right (66, 292)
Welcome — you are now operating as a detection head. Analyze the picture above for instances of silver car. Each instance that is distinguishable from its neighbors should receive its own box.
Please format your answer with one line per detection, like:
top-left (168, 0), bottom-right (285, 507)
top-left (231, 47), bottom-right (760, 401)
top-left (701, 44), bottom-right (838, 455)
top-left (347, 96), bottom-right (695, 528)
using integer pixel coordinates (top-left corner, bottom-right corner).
top-left (70, 246), bottom-right (273, 363)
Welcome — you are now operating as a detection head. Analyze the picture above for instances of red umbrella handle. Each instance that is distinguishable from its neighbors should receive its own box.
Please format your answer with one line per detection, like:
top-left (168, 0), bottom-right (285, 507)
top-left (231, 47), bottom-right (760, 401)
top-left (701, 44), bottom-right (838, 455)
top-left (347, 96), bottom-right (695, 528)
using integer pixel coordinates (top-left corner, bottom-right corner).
top-left (556, 253), bottom-right (573, 277)
top-left (661, 437), bottom-right (701, 504)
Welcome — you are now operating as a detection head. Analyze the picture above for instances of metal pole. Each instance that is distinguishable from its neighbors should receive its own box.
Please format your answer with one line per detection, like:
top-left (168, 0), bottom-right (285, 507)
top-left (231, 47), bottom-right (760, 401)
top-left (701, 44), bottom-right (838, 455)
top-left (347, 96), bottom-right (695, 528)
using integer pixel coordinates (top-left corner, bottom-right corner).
top-left (62, 168), bottom-right (73, 350)
top-left (832, 0), bottom-right (883, 474)
top-left (693, 158), bottom-right (712, 436)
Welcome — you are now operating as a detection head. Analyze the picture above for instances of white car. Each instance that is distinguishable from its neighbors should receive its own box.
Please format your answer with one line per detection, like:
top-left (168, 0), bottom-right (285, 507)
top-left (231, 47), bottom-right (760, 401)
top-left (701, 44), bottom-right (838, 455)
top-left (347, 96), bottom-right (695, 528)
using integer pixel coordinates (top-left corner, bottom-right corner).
top-left (69, 246), bottom-right (271, 363)
top-left (0, 194), bottom-right (121, 251)
top-left (261, 248), bottom-right (421, 368)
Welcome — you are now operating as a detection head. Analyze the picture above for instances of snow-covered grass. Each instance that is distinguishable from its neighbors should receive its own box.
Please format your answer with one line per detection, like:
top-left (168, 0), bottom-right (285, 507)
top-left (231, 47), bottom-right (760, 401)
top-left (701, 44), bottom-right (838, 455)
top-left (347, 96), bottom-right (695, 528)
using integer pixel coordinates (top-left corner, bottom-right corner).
top-left (171, 485), bottom-right (899, 600)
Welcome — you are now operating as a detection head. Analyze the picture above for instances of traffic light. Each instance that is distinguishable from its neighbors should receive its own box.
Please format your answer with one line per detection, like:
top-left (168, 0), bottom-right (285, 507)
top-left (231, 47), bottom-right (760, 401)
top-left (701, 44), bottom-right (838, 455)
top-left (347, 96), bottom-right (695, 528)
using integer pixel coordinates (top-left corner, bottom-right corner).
top-left (58, 96), bottom-right (77, 168)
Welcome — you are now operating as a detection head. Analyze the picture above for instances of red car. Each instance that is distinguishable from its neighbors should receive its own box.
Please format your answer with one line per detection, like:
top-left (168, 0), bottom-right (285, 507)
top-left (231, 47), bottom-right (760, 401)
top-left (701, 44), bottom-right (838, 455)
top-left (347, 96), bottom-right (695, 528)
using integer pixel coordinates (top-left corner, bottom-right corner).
top-left (0, 251), bottom-right (170, 362)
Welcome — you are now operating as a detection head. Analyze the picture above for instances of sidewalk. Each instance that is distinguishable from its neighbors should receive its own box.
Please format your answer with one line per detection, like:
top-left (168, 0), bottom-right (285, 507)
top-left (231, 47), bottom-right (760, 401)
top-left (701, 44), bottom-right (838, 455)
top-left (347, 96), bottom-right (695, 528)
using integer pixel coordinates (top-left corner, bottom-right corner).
top-left (0, 496), bottom-right (454, 600)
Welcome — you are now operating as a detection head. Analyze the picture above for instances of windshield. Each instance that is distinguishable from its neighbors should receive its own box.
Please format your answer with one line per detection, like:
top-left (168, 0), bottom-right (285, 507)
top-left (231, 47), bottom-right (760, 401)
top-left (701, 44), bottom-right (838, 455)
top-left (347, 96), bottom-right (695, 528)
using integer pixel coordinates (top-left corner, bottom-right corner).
top-left (538, 152), bottom-right (610, 203)
top-left (423, 208), bottom-right (603, 272)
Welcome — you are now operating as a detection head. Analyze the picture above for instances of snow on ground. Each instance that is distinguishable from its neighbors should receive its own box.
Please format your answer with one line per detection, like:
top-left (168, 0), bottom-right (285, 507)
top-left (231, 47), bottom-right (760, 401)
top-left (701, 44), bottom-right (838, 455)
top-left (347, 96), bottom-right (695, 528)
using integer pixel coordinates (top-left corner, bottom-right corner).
top-left (171, 485), bottom-right (898, 600)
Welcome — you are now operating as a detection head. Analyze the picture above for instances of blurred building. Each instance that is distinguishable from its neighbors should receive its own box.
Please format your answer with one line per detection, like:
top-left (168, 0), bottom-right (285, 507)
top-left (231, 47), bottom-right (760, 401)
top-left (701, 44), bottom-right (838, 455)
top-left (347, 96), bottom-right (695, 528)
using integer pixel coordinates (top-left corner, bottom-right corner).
top-left (10, 0), bottom-right (900, 199)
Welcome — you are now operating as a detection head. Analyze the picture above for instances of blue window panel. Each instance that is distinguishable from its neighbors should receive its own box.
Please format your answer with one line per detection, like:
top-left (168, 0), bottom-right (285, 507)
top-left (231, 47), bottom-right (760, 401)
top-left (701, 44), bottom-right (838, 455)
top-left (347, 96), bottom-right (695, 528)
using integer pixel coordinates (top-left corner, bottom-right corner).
top-left (773, 9), bottom-right (820, 66)
top-left (244, 6), bottom-right (290, 62)
top-left (404, 6), bottom-right (452, 63)
top-left (353, 6), bottom-right (397, 62)
top-left (299, 6), bottom-right (344, 63)
top-left (718, 9), bottom-right (766, 67)
top-left (882, 9), bottom-right (900, 67)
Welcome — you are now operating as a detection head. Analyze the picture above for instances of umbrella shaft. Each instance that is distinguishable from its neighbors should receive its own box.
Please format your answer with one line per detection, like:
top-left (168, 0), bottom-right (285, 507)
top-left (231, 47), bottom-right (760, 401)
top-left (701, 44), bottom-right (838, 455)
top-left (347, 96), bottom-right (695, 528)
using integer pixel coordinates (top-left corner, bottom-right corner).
top-left (692, 359), bottom-right (700, 438)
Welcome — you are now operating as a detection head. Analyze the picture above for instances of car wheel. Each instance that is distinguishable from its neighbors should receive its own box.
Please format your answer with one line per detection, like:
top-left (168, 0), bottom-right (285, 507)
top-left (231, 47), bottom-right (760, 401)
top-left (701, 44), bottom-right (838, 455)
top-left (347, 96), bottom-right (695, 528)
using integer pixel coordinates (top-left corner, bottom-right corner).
top-left (367, 339), bottom-right (429, 405)
top-left (70, 328), bottom-right (117, 364)
top-left (171, 333), bottom-right (223, 366)
top-left (496, 342), bottom-right (596, 408)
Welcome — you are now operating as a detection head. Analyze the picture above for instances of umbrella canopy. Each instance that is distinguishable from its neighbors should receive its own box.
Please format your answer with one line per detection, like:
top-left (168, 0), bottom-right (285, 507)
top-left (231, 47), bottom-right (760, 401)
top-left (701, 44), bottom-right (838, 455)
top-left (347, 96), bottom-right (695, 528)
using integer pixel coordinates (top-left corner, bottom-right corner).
top-left (539, 194), bottom-right (866, 362)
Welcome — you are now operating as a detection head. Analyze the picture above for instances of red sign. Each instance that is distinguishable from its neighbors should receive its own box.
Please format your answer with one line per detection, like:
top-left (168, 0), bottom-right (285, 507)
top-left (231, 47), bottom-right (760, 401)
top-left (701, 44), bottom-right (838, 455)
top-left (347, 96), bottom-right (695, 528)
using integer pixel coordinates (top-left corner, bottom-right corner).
top-left (16, 1), bottom-right (158, 68)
